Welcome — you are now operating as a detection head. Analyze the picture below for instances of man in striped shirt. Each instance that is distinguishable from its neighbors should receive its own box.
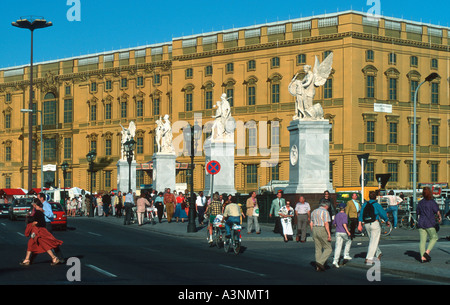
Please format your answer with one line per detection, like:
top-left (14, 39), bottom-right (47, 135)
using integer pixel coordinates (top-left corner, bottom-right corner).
top-left (310, 202), bottom-right (332, 271)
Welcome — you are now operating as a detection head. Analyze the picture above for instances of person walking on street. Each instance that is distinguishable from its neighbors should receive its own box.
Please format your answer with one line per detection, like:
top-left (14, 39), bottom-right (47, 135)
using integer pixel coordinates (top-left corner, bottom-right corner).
top-left (319, 190), bottom-right (336, 231)
top-left (246, 191), bottom-right (260, 234)
top-left (123, 190), bottom-right (134, 225)
top-left (310, 202), bottom-right (332, 272)
top-left (417, 187), bottom-right (442, 263)
top-left (358, 191), bottom-right (390, 265)
top-left (115, 191), bottom-right (123, 218)
top-left (278, 200), bottom-right (294, 242)
top-left (294, 195), bottom-right (311, 243)
top-left (382, 190), bottom-right (403, 229)
top-left (196, 191), bottom-right (207, 225)
top-left (136, 193), bottom-right (151, 226)
top-left (154, 192), bottom-right (165, 223)
top-left (269, 190), bottom-right (285, 235)
top-left (164, 188), bottom-right (176, 223)
top-left (332, 203), bottom-right (352, 268)
top-left (345, 193), bottom-right (361, 240)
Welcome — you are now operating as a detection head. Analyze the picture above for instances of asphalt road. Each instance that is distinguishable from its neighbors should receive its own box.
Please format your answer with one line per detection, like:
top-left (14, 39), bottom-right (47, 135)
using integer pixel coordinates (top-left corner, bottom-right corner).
top-left (0, 216), bottom-right (442, 288)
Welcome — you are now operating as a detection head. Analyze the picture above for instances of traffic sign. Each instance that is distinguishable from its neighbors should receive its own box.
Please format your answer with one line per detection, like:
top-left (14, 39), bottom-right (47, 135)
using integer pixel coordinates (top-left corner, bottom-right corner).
top-left (206, 160), bottom-right (221, 175)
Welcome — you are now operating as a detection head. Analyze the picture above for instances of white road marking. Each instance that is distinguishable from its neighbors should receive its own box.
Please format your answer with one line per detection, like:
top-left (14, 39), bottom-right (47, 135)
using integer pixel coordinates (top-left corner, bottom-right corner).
top-left (219, 264), bottom-right (266, 277)
top-left (17, 232), bottom-right (25, 237)
top-left (88, 232), bottom-right (102, 236)
top-left (86, 264), bottom-right (117, 278)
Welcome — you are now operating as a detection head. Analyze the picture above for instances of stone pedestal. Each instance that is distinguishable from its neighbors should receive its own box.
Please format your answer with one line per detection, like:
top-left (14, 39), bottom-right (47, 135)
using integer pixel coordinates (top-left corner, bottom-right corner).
top-left (284, 120), bottom-right (333, 194)
top-left (203, 138), bottom-right (237, 196)
top-left (117, 159), bottom-right (137, 193)
top-left (152, 153), bottom-right (176, 193)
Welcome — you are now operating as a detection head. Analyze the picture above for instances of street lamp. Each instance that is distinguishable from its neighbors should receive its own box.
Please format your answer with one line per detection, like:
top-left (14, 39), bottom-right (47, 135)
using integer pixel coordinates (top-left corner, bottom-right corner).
top-left (183, 121), bottom-right (202, 233)
top-left (13, 16), bottom-right (52, 193)
top-left (21, 108), bottom-right (44, 192)
top-left (86, 149), bottom-right (97, 193)
top-left (123, 137), bottom-right (136, 193)
top-left (61, 161), bottom-right (69, 207)
top-left (412, 72), bottom-right (440, 211)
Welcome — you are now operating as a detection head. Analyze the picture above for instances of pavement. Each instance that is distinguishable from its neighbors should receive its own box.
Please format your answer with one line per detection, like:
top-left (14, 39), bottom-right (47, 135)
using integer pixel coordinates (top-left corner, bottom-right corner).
top-left (85, 214), bottom-right (450, 283)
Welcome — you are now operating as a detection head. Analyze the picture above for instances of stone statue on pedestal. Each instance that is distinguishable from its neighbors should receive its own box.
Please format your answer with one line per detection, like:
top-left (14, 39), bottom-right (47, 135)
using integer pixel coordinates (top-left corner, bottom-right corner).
top-left (120, 121), bottom-right (136, 161)
top-left (155, 114), bottom-right (174, 154)
top-left (288, 52), bottom-right (333, 120)
top-left (211, 93), bottom-right (235, 142)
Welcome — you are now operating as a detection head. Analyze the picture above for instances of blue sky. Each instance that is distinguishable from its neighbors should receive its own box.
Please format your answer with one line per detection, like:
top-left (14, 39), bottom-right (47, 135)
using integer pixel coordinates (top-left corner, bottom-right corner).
top-left (1, 0), bottom-right (449, 69)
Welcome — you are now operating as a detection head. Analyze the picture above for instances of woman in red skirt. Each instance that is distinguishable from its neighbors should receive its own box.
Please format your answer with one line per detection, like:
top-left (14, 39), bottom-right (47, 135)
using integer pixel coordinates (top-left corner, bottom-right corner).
top-left (20, 199), bottom-right (63, 266)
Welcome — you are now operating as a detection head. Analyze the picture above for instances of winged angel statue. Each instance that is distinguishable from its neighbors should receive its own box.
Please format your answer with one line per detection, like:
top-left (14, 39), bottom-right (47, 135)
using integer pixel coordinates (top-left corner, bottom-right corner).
top-left (288, 52), bottom-right (333, 120)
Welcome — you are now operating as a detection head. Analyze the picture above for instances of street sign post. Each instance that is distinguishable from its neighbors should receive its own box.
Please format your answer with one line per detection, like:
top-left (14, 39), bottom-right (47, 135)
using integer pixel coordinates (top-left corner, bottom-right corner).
top-left (206, 160), bottom-right (221, 196)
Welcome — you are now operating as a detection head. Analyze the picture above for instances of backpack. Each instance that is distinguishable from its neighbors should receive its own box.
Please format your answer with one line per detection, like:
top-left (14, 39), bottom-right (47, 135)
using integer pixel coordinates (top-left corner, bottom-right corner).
top-left (363, 202), bottom-right (376, 223)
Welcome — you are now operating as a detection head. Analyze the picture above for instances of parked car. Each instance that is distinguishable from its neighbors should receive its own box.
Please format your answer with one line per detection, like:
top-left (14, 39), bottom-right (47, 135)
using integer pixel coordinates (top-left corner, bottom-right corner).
top-left (50, 202), bottom-right (67, 230)
top-left (9, 197), bottom-right (34, 221)
top-left (0, 203), bottom-right (11, 218)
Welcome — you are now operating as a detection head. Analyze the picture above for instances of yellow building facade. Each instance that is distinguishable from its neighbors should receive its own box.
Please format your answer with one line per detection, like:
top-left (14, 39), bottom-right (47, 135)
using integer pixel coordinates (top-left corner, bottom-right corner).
top-left (0, 11), bottom-right (448, 194)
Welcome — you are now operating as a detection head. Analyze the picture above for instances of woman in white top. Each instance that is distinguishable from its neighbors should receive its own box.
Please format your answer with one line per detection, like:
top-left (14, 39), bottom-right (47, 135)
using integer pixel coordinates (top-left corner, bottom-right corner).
top-left (278, 201), bottom-right (294, 242)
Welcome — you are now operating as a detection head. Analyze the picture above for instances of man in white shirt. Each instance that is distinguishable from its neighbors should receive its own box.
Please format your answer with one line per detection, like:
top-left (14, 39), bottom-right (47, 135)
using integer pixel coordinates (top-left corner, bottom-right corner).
top-left (295, 196), bottom-right (311, 243)
top-left (382, 190), bottom-right (403, 228)
top-left (196, 191), bottom-right (207, 225)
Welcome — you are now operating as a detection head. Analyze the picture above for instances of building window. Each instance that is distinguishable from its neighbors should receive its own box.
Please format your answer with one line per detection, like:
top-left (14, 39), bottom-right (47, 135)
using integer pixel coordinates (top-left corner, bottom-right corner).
top-left (271, 83), bottom-right (280, 103)
top-left (248, 85), bottom-right (256, 105)
top-left (366, 75), bottom-right (375, 98)
top-left (154, 74), bottom-right (161, 85)
top-left (90, 82), bottom-right (97, 93)
top-left (5, 113), bottom-right (11, 129)
top-left (43, 93), bottom-right (57, 126)
top-left (430, 163), bottom-right (438, 183)
top-left (431, 125), bottom-right (439, 145)
top-left (271, 57), bottom-right (280, 68)
top-left (136, 137), bottom-right (144, 154)
top-left (247, 60), bottom-right (256, 71)
top-left (185, 68), bottom-right (193, 79)
top-left (248, 125), bottom-right (257, 148)
top-left (410, 80), bottom-right (419, 102)
top-left (90, 140), bottom-right (97, 153)
top-left (104, 171), bottom-right (112, 189)
top-left (136, 100), bottom-right (144, 117)
top-left (90, 104), bottom-right (97, 121)
top-left (205, 65), bottom-right (213, 76)
top-left (185, 92), bottom-right (193, 112)
top-left (271, 121), bottom-right (280, 146)
top-left (323, 78), bottom-right (333, 99)
top-left (388, 78), bottom-right (397, 100)
top-left (366, 50), bottom-right (374, 61)
top-left (323, 50), bottom-right (332, 59)
top-left (387, 162), bottom-right (398, 182)
top-left (431, 58), bottom-right (438, 69)
top-left (271, 164), bottom-right (280, 181)
top-left (226, 88), bottom-right (234, 107)
top-left (408, 162), bottom-right (419, 183)
top-left (5, 93), bottom-right (11, 102)
top-left (105, 104), bottom-right (112, 120)
top-left (366, 121), bottom-right (375, 143)
top-left (297, 54), bottom-right (306, 65)
top-left (64, 138), bottom-right (72, 159)
top-left (431, 83), bottom-right (439, 104)
top-left (44, 139), bottom-right (57, 162)
top-left (410, 123), bottom-right (419, 145)
top-left (388, 53), bottom-right (397, 65)
top-left (137, 76), bottom-right (144, 87)
top-left (121, 78), bottom-right (128, 88)
top-left (105, 80), bottom-right (112, 90)
top-left (226, 63), bottom-right (234, 73)
top-left (410, 56), bottom-right (418, 67)
top-left (205, 89), bottom-right (213, 109)
top-left (389, 122), bottom-right (398, 144)
top-left (366, 161), bottom-right (375, 182)
top-left (5, 177), bottom-right (11, 189)
top-left (121, 102), bottom-right (127, 118)
top-left (65, 86), bottom-right (71, 96)
top-left (5, 146), bottom-right (11, 162)
top-left (136, 171), bottom-right (145, 188)
top-left (64, 99), bottom-right (73, 123)
top-left (105, 139), bottom-right (112, 156)
top-left (246, 164), bottom-right (257, 185)
top-left (153, 98), bottom-right (160, 116)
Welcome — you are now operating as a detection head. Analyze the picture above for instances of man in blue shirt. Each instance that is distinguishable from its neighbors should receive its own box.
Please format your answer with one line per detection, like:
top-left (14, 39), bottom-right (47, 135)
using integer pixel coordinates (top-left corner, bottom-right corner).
top-left (358, 191), bottom-right (390, 265)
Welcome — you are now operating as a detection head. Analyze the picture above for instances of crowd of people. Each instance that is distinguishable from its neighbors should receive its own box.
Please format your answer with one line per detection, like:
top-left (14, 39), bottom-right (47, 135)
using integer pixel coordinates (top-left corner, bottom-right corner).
top-left (21, 186), bottom-right (445, 272)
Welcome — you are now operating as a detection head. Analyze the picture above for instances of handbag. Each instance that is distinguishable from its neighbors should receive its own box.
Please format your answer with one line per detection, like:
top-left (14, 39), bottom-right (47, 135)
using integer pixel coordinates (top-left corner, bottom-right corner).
top-left (253, 206), bottom-right (259, 217)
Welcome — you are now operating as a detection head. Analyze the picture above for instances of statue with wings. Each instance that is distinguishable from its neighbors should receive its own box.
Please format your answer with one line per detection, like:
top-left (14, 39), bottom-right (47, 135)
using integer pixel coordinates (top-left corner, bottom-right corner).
top-left (288, 52), bottom-right (333, 120)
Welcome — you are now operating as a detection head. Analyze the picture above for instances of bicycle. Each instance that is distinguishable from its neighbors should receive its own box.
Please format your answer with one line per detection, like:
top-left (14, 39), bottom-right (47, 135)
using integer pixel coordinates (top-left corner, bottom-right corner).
top-left (212, 221), bottom-right (226, 248)
top-left (400, 205), bottom-right (418, 230)
top-left (224, 223), bottom-right (242, 255)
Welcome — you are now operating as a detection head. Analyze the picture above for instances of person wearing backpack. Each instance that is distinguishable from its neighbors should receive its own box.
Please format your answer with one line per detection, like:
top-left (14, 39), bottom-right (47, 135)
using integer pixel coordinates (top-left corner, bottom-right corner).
top-left (358, 191), bottom-right (390, 265)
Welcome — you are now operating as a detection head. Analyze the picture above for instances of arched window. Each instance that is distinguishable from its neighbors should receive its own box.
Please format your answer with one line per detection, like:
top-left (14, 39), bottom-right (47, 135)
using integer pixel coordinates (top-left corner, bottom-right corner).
top-left (43, 92), bottom-right (57, 126)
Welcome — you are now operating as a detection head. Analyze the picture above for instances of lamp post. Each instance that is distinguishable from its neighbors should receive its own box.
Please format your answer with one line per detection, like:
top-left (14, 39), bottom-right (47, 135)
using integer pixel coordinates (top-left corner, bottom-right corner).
top-left (21, 108), bottom-right (43, 191)
top-left (61, 161), bottom-right (69, 208)
top-left (86, 150), bottom-right (97, 193)
top-left (412, 72), bottom-right (440, 211)
top-left (183, 121), bottom-right (202, 233)
top-left (13, 16), bottom-right (52, 193)
top-left (123, 137), bottom-right (136, 193)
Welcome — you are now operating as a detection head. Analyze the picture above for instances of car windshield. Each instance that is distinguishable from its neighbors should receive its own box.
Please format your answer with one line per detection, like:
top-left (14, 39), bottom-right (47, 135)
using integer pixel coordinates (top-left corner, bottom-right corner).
top-left (50, 203), bottom-right (64, 211)
top-left (13, 198), bottom-right (34, 207)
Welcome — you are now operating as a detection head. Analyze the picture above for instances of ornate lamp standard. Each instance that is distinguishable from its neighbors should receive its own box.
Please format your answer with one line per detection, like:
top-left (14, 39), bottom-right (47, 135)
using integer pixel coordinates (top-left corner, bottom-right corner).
top-left (183, 121), bottom-right (202, 233)
top-left (86, 150), bottom-right (97, 217)
top-left (412, 72), bottom-right (439, 211)
top-left (123, 137), bottom-right (136, 193)
top-left (61, 161), bottom-right (69, 207)
top-left (12, 16), bottom-right (52, 192)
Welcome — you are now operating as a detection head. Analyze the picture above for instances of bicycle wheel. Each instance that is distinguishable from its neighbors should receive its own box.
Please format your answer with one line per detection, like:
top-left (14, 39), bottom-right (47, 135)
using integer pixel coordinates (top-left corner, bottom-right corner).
top-left (400, 216), bottom-right (414, 230)
top-left (224, 236), bottom-right (231, 253)
top-left (232, 231), bottom-right (241, 255)
top-left (214, 227), bottom-right (222, 248)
